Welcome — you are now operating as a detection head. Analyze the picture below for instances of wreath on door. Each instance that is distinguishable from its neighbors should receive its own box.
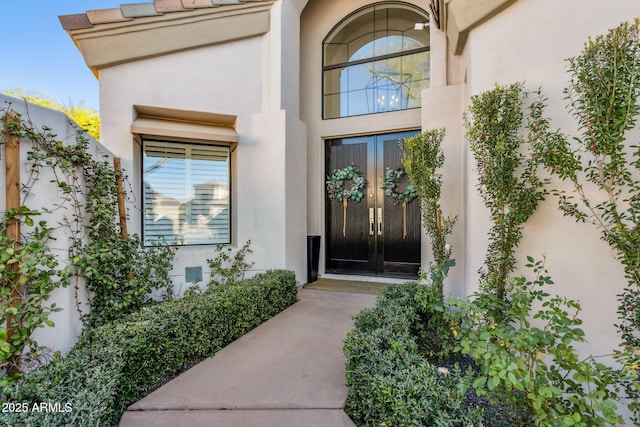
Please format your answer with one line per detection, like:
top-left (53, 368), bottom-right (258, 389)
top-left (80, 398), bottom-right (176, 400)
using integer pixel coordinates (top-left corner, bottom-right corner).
top-left (326, 163), bottom-right (367, 237)
top-left (380, 167), bottom-right (418, 238)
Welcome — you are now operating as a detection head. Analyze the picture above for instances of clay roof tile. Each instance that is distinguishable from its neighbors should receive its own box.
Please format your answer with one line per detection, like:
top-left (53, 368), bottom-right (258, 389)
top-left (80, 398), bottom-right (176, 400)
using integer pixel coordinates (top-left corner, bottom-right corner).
top-left (154, 0), bottom-right (193, 13)
top-left (58, 14), bottom-right (92, 30)
top-left (121, 3), bottom-right (163, 18)
top-left (86, 8), bottom-right (132, 25)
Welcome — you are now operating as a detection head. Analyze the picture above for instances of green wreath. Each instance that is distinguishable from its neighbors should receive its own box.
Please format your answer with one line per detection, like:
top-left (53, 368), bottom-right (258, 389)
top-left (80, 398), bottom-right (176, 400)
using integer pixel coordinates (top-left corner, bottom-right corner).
top-left (326, 163), bottom-right (367, 203)
top-left (381, 167), bottom-right (418, 205)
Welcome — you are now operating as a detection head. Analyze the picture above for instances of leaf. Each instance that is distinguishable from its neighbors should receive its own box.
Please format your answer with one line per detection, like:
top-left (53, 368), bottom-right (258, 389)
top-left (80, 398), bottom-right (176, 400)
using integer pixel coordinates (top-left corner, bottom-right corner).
top-left (489, 375), bottom-right (500, 390)
top-left (472, 376), bottom-right (487, 389)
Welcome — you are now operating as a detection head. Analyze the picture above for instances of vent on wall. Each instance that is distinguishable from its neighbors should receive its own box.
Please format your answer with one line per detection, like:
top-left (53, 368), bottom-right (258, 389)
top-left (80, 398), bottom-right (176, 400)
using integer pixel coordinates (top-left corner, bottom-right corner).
top-left (185, 266), bottom-right (203, 283)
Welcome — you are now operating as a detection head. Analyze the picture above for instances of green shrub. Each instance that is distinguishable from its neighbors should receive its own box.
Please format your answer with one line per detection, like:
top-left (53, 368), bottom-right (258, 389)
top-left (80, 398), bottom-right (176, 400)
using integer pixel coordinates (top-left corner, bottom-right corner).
top-left (464, 83), bottom-right (546, 303)
top-left (207, 240), bottom-right (254, 287)
top-left (414, 280), bottom-right (460, 362)
top-left (344, 284), bottom-right (483, 426)
top-left (529, 20), bottom-right (640, 421)
top-left (400, 130), bottom-right (458, 294)
top-left (455, 257), bottom-right (623, 426)
top-left (0, 269), bottom-right (298, 427)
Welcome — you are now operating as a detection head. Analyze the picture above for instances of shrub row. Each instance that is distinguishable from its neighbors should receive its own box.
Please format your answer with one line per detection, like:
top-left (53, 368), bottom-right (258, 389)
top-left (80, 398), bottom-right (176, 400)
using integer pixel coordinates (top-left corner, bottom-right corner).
top-left (0, 269), bottom-right (298, 427)
top-left (343, 284), bottom-right (483, 427)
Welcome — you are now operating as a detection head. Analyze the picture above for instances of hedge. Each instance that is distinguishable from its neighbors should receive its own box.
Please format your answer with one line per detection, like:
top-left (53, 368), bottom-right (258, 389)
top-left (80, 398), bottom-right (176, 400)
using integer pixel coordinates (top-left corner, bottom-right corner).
top-left (343, 283), bottom-right (484, 426)
top-left (0, 269), bottom-right (298, 427)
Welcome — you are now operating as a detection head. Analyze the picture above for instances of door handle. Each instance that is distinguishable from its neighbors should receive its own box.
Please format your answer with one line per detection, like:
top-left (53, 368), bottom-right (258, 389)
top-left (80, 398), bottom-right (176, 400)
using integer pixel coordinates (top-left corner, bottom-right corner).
top-left (377, 207), bottom-right (383, 236)
top-left (369, 208), bottom-right (375, 236)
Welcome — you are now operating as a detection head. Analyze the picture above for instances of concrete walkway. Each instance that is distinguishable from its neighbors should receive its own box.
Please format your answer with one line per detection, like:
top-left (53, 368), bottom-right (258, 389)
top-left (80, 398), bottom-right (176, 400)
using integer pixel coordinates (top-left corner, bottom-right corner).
top-left (119, 288), bottom-right (377, 427)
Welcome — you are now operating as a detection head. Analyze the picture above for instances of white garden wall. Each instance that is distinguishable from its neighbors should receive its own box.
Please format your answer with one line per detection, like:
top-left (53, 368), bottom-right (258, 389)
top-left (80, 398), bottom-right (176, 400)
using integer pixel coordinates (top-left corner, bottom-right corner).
top-left (1, 94), bottom-right (114, 355)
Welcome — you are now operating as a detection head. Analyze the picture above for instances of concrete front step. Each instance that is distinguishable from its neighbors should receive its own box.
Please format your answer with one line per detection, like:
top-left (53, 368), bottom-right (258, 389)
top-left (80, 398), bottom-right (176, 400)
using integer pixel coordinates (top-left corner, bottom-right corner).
top-left (120, 409), bottom-right (356, 427)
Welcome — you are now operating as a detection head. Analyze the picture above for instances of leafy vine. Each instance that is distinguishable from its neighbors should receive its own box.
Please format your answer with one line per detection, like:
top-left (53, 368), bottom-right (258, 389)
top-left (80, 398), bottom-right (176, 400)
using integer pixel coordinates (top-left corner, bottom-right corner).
top-left (0, 103), bottom-right (176, 386)
top-left (464, 83), bottom-right (547, 304)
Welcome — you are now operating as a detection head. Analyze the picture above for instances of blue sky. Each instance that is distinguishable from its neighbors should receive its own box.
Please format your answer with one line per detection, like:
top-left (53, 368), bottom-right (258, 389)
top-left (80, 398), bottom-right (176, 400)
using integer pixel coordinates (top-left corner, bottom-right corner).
top-left (1, 1), bottom-right (143, 111)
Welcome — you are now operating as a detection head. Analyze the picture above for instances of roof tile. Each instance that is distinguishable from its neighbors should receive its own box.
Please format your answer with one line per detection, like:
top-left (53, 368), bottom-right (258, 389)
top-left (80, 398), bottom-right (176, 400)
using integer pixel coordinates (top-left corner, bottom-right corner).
top-left (154, 0), bottom-right (192, 13)
top-left (62, 0), bottom-right (273, 31)
top-left (121, 3), bottom-right (163, 18)
top-left (181, 0), bottom-right (217, 9)
top-left (86, 8), bottom-right (132, 25)
top-left (58, 13), bottom-right (92, 30)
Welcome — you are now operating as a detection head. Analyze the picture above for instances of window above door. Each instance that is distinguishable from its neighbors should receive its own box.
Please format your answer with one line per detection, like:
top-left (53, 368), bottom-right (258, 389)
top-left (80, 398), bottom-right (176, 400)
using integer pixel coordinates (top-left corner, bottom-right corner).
top-left (322, 2), bottom-right (431, 119)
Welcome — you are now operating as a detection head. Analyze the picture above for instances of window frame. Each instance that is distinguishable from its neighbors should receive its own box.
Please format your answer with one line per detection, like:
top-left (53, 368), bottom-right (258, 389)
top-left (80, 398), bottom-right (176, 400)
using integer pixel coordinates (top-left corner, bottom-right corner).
top-left (322, 1), bottom-right (431, 120)
top-left (141, 137), bottom-right (232, 247)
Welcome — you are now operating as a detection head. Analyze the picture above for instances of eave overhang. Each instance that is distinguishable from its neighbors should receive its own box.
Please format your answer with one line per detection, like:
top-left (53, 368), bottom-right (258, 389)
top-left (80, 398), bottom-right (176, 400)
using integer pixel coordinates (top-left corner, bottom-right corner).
top-left (60, 1), bottom-right (274, 77)
top-left (431, 0), bottom-right (519, 55)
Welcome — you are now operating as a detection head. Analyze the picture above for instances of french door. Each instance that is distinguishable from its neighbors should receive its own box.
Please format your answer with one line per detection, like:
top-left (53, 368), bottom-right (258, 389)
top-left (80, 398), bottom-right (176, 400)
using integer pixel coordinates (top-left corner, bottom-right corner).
top-left (325, 131), bottom-right (421, 277)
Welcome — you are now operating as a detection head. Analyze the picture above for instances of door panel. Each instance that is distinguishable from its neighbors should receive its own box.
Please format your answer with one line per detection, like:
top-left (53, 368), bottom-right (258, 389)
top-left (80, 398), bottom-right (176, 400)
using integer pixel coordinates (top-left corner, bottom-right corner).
top-left (326, 138), bottom-right (371, 273)
top-left (325, 131), bottom-right (421, 277)
top-left (378, 134), bottom-right (421, 275)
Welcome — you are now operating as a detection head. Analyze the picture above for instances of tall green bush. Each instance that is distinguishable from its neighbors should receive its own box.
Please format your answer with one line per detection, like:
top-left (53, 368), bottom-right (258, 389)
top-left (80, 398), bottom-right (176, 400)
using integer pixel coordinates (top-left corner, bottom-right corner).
top-left (529, 20), bottom-right (640, 421)
top-left (464, 83), bottom-right (547, 302)
top-left (400, 129), bottom-right (457, 293)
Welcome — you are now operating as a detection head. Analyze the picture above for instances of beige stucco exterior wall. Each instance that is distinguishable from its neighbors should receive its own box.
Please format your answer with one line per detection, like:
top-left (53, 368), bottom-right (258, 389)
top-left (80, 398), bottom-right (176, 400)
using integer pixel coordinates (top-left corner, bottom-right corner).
top-left (425, 0), bottom-right (640, 358)
top-left (300, 0), bottom-right (430, 277)
top-left (98, 1), bottom-right (308, 288)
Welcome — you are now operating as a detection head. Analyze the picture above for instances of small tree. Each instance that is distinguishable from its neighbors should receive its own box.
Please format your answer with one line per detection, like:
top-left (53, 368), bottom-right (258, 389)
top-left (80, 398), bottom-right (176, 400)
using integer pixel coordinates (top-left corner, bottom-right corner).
top-left (400, 129), bottom-right (457, 293)
top-left (2, 88), bottom-right (100, 140)
top-left (530, 20), bottom-right (640, 421)
top-left (464, 83), bottom-right (547, 302)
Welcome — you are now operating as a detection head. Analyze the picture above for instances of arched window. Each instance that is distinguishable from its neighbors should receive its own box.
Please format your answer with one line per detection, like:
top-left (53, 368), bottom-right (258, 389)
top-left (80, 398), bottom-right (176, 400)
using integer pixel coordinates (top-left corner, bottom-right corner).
top-left (323, 2), bottom-right (430, 119)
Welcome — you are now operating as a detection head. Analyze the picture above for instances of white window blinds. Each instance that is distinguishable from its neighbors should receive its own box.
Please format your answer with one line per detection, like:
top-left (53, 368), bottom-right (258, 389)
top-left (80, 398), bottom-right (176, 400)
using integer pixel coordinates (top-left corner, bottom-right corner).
top-left (143, 140), bottom-right (230, 246)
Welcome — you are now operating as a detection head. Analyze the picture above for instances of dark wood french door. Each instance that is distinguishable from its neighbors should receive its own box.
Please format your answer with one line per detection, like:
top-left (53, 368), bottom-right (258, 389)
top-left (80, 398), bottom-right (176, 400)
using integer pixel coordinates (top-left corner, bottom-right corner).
top-left (325, 131), bottom-right (421, 277)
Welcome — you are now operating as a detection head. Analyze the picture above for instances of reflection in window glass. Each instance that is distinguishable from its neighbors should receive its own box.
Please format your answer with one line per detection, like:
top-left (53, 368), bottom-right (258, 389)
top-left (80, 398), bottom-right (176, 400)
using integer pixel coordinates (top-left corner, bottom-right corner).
top-left (143, 140), bottom-right (230, 246)
top-left (323, 3), bottom-right (430, 119)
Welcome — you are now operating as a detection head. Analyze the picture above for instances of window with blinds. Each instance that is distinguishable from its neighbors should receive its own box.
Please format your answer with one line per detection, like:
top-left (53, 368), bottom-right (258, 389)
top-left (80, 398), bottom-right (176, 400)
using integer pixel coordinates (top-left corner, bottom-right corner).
top-left (143, 139), bottom-right (230, 246)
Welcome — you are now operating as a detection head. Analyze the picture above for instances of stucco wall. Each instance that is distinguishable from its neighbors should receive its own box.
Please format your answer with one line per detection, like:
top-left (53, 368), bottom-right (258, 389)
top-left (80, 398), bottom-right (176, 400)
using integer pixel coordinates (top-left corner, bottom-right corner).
top-left (98, 1), bottom-right (308, 289)
top-left (300, 0), bottom-right (429, 275)
top-left (100, 37), bottom-right (266, 291)
top-left (1, 94), bottom-right (112, 355)
top-left (429, 0), bottom-right (640, 358)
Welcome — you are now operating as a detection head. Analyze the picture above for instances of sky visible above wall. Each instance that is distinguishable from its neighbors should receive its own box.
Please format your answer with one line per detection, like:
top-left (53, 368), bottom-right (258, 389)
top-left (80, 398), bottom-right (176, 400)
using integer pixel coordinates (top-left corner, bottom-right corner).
top-left (1, 1), bottom-right (142, 111)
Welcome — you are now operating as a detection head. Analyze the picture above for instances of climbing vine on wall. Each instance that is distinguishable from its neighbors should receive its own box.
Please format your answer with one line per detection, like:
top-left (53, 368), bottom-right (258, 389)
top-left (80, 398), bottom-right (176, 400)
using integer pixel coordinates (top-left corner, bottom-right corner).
top-left (0, 103), bottom-right (176, 385)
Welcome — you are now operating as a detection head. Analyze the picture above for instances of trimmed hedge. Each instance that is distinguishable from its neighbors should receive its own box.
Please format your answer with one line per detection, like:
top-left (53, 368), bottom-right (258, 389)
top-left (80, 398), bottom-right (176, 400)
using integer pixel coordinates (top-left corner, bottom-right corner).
top-left (1, 269), bottom-right (298, 427)
top-left (344, 283), bottom-right (483, 426)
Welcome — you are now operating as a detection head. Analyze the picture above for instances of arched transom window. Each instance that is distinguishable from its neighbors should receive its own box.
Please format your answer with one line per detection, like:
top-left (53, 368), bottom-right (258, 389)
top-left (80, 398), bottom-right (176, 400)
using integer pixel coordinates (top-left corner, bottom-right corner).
top-left (323, 2), bottom-right (430, 119)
